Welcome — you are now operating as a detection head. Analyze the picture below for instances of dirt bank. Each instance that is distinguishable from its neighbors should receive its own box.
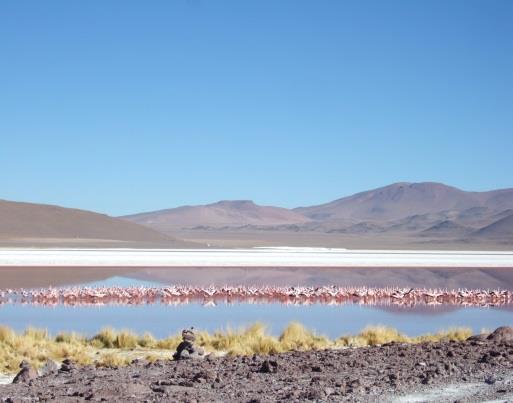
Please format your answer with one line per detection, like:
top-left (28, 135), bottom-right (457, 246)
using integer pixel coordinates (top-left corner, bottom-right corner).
top-left (2, 337), bottom-right (513, 402)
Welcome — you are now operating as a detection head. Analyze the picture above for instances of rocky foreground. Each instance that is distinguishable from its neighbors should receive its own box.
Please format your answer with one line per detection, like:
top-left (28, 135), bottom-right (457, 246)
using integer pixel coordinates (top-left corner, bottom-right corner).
top-left (3, 328), bottom-right (513, 402)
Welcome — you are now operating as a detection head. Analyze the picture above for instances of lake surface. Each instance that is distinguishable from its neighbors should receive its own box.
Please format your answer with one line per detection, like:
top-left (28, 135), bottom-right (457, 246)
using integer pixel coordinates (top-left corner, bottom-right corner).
top-left (1, 273), bottom-right (513, 338)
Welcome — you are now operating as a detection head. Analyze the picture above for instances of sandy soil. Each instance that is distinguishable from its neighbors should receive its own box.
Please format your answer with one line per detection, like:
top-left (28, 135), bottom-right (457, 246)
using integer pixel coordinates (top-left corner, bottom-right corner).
top-left (174, 229), bottom-right (513, 250)
top-left (2, 338), bottom-right (513, 402)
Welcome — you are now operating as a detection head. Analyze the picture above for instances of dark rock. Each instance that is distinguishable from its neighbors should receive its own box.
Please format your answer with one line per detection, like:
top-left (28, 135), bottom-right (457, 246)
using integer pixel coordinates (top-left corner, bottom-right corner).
top-left (485, 375), bottom-right (497, 385)
top-left (305, 386), bottom-right (325, 400)
top-left (12, 362), bottom-right (38, 384)
top-left (173, 340), bottom-right (195, 360)
top-left (467, 333), bottom-right (488, 342)
top-left (60, 358), bottom-right (75, 372)
top-left (192, 370), bottom-right (215, 383)
top-left (259, 360), bottom-right (278, 373)
top-left (151, 386), bottom-right (166, 393)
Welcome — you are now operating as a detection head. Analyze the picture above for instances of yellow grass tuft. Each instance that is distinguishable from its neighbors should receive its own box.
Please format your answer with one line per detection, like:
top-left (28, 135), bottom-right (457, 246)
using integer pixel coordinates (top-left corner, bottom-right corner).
top-left (23, 327), bottom-right (49, 342)
top-left (0, 326), bottom-right (16, 344)
top-left (415, 327), bottom-right (473, 343)
top-left (55, 332), bottom-right (86, 345)
top-left (279, 322), bottom-right (329, 351)
top-left (145, 353), bottom-right (161, 363)
top-left (138, 332), bottom-right (157, 348)
top-left (90, 327), bottom-right (116, 348)
top-left (96, 352), bottom-right (130, 368)
top-left (115, 330), bottom-right (139, 349)
top-left (155, 334), bottom-right (181, 350)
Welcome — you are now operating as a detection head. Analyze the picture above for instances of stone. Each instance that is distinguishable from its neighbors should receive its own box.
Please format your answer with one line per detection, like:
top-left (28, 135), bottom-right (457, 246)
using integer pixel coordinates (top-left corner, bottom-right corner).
top-left (60, 359), bottom-right (74, 372)
top-left (192, 370), bottom-right (215, 383)
top-left (173, 328), bottom-right (205, 360)
top-left (40, 360), bottom-right (60, 376)
top-left (467, 334), bottom-right (488, 342)
top-left (487, 327), bottom-right (513, 343)
top-left (12, 362), bottom-right (38, 384)
top-left (485, 375), bottom-right (497, 385)
top-left (259, 360), bottom-right (278, 373)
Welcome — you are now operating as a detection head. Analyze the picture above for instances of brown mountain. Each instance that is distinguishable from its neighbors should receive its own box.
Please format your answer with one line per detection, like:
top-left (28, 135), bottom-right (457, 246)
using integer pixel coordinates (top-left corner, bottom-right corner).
top-left (0, 199), bottom-right (189, 246)
top-left (294, 182), bottom-right (513, 223)
top-left (122, 200), bottom-right (311, 232)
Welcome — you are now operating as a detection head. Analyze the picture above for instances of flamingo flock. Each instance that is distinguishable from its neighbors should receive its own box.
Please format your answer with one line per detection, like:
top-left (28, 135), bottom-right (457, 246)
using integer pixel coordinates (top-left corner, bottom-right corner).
top-left (0, 285), bottom-right (512, 307)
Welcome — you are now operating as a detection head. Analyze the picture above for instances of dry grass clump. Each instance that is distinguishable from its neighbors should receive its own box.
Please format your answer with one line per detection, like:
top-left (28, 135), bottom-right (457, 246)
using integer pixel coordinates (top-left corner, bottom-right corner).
top-left (338, 326), bottom-right (409, 347)
top-left (0, 323), bottom-right (475, 374)
top-left (155, 334), bottom-right (182, 350)
top-left (89, 328), bottom-right (140, 349)
top-left (144, 353), bottom-right (161, 363)
top-left (415, 327), bottom-right (473, 343)
top-left (279, 322), bottom-right (329, 351)
top-left (49, 343), bottom-right (93, 366)
top-left (55, 332), bottom-right (86, 345)
top-left (0, 326), bottom-right (53, 371)
top-left (138, 332), bottom-right (157, 348)
top-left (0, 327), bottom-right (16, 345)
top-left (337, 325), bottom-right (473, 347)
top-left (115, 330), bottom-right (139, 349)
top-left (96, 352), bottom-right (131, 368)
top-left (90, 327), bottom-right (116, 348)
top-left (196, 323), bottom-right (281, 355)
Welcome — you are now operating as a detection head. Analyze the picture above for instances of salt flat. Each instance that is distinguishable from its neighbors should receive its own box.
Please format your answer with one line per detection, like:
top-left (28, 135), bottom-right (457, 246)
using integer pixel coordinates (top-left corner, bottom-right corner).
top-left (0, 247), bottom-right (512, 267)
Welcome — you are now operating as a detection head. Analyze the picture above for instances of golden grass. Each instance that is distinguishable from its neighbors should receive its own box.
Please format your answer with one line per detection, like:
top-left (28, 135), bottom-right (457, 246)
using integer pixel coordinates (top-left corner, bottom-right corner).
top-left (337, 325), bottom-right (473, 347)
top-left (96, 352), bottom-right (131, 368)
top-left (0, 323), bottom-right (474, 374)
top-left (279, 322), bottom-right (330, 351)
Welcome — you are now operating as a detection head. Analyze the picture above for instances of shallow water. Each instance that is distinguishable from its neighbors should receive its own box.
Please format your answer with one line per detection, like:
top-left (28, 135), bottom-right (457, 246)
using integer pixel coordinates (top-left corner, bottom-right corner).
top-left (1, 275), bottom-right (513, 338)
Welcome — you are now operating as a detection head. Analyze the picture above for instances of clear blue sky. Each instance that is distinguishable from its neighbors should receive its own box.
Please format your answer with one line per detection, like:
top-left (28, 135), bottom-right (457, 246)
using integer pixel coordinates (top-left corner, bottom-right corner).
top-left (1, 0), bottom-right (512, 216)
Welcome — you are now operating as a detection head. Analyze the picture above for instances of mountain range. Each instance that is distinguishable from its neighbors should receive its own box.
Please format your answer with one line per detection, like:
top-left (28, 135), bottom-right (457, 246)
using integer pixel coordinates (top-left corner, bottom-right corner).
top-left (122, 182), bottom-right (513, 247)
top-left (1, 182), bottom-right (512, 248)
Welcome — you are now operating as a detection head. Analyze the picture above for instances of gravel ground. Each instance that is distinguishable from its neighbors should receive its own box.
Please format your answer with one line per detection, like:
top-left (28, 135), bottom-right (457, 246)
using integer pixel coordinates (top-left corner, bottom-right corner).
top-left (2, 337), bottom-right (513, 402)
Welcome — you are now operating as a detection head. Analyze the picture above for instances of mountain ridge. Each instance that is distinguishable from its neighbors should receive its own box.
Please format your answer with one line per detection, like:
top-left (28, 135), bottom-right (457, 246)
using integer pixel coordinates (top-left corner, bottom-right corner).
top-left (120, 182), bottom-right (513, 244)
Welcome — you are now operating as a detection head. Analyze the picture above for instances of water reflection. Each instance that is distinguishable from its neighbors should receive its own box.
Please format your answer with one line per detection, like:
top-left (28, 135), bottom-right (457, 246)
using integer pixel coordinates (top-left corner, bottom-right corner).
top-left (1, 301), bottom-right (512, 339)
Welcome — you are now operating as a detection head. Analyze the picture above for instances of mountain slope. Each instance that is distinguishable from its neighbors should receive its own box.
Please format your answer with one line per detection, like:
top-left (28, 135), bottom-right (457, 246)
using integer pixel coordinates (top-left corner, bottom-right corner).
top-left (0, 199), bottom-right (178, 244)
top-left (295, 182), bottom-right (513, 222)
top-left (122, 200), bottom-right (311, 232)
top-left (473, 213), bottom-right (513, 240)
top-left (420, 220), bottom-right (473, 237)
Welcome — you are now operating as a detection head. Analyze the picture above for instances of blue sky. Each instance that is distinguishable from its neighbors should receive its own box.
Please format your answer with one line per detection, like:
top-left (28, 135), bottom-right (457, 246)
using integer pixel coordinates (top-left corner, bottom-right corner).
top-left (1, 0), bottom-right (512, 215)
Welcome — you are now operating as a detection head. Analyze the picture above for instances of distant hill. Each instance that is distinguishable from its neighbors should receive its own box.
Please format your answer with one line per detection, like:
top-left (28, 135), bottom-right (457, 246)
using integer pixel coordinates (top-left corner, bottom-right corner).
top-left (294, 182), bottom-right (513, 222)
top-left (121, 182), bottom-right (513, 248)
top-left (122, 200), bottom-right (311, 233)
top-left (0, 199), bottom-right (189, 246)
